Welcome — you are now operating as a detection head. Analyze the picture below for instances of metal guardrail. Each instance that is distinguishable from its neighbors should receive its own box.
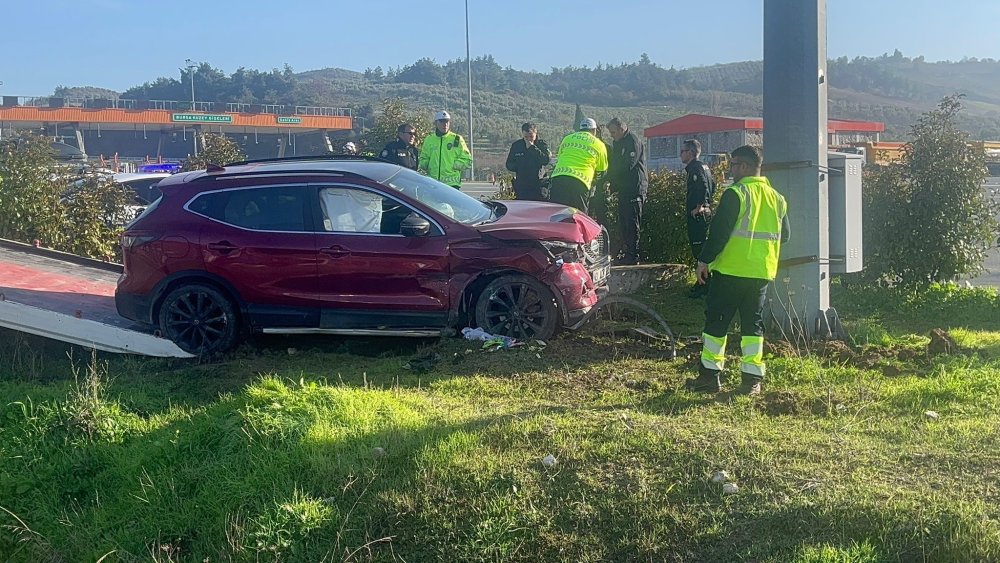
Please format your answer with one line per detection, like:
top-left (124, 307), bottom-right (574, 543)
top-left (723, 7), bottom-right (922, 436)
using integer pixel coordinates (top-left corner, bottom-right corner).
top-left (1, 95), bottom-right (352, 117)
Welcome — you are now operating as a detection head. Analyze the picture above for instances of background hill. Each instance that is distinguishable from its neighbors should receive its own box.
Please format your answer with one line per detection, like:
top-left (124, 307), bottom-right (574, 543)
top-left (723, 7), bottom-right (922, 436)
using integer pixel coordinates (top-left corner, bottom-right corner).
top-left (56, 52), bottom-right (1000, 169)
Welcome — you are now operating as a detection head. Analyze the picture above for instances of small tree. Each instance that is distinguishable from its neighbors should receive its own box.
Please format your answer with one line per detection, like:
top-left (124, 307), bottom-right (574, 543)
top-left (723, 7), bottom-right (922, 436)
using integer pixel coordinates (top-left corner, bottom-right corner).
top-left (181, 133), bottom-right (246, 171)
top-left (858, 95), bottom-right (999, 288)
top-left (361, 98), bottom-right (430, 156)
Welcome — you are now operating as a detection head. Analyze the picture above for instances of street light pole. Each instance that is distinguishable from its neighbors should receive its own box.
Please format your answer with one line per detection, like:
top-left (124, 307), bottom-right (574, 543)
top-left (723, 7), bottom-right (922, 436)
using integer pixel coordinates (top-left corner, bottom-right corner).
top-left (465, 0), bottom-right (474, 181)
top-left (185, 59), bottom-right (198, 156)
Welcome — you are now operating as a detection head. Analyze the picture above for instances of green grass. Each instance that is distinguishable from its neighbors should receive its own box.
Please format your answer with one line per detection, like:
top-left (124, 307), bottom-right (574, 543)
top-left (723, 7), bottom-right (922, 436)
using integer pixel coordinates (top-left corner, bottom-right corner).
top-left (1, 281), bottom-right (999, 561)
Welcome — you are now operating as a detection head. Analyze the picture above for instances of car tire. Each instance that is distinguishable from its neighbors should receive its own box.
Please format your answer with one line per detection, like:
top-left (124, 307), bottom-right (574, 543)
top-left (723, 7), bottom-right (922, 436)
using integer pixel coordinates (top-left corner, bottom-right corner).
top-left (158, 283), bottom-right (240, 356)
top-left (474, 275), bottom-right (559, 341)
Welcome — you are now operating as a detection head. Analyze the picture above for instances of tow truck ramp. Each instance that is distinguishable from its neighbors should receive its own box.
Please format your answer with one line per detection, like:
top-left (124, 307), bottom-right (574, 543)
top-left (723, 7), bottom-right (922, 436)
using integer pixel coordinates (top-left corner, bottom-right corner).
top-left (0, 240), bottom-right (193, 358)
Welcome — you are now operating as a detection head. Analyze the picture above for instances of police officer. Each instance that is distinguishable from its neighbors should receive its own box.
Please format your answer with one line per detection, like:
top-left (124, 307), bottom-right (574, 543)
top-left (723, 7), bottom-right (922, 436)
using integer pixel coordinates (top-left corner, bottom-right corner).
top-left (682, 139), bottom-right (715, 296)
top-left (379, 123), bottom-right (419, 170)
top-left (505, 122), bottom-right (551, 201)
top-left (685, 145), bottom-right (790, 397)
top-left (418, 110), bottom-right (472, 188)
top-left (549, 118), bottom-right (608, 214)
top-left (606, 117), bottom-right (648, 265)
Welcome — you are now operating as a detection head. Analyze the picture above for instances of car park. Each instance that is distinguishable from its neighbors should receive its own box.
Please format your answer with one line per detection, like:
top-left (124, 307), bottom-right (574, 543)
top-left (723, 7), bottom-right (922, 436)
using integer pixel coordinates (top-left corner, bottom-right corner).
top-left (115, 156), bottom-right (611, 355)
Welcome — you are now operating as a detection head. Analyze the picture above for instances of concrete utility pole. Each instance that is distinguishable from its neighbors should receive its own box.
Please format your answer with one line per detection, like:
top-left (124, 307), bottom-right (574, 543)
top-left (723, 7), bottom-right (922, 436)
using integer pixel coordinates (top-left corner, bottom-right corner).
top-left (762, 0), bottom-right (833, 338)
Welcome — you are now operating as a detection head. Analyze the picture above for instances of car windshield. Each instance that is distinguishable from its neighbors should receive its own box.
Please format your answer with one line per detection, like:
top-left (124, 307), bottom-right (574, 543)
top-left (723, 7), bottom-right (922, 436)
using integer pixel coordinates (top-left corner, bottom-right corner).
top-left (382, 168), bottom-right (493, 225)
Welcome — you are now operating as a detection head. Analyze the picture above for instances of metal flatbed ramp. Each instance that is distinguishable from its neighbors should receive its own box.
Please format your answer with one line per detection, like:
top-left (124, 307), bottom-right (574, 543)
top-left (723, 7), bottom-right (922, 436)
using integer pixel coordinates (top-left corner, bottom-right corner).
top-left (0, 241), bottom-right (193, 358)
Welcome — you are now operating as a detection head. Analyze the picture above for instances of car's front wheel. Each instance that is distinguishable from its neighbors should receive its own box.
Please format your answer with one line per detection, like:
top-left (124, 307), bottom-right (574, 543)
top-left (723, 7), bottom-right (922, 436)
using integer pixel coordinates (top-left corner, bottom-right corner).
top-left (158, 283), bottom-right (240, 355)
top-left (474, 275), bottom-right (559, 341)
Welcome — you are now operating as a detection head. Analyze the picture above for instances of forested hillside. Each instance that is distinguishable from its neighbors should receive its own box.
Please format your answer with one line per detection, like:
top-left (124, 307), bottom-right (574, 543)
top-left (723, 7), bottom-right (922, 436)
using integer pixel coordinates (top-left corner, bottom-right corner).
top-left (57, 51), bottom-right (1000, 154)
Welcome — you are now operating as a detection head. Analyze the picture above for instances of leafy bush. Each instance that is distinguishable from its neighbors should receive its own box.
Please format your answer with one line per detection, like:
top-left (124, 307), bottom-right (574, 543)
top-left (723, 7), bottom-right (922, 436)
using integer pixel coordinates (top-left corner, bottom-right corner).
top-left (0, 133), bottom-right (68, 247)
top-left (61, 172), bottom-right (133, 260)
top-left (856, 95), bottom-right (1000, 288)
top-left (596, 167), bottom-right (724, 264)
top-left (0, 132), bottom-right (141, 260)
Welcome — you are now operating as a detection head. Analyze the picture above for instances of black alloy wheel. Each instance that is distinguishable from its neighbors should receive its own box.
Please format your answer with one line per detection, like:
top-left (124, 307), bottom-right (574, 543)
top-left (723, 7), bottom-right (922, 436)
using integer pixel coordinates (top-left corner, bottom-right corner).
top-left (158, 283), bottom-right (240, 356)
top-left (474, 275), bottom-right (558, 341)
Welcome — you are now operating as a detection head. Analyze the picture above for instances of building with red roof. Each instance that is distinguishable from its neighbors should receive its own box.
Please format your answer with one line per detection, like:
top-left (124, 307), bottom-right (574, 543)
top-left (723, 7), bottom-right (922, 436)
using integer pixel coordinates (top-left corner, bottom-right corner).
top-left (643, 113), bottom-right (884, 169)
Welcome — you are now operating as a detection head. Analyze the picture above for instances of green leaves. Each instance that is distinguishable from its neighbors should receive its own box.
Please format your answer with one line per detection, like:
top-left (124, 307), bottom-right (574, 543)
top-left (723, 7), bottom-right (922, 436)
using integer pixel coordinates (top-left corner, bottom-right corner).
top-left (180, 133), bottom-right (246, 171)
top-left (856, 95), bottom-right (999, 289)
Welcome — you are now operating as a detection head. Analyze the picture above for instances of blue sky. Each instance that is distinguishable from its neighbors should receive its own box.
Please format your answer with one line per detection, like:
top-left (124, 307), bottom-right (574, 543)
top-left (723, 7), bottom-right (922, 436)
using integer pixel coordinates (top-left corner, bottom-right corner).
top-left (2, 0), bottom-right (998, 95)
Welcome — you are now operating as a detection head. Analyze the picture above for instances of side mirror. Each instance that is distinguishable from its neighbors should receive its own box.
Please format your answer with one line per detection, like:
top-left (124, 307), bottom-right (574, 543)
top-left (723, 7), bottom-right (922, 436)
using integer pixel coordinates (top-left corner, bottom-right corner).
top-left (400, 213), bottom-right (431, 237)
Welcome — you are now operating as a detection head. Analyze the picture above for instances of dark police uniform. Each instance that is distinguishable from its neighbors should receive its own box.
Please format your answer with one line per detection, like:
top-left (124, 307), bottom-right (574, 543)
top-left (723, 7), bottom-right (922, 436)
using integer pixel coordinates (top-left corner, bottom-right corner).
top-left (505, 138), bottom-right (551, 201)
top-left (379, 139), bottom-right (419, 170)
top-left (607, 129), bottom-right (648, 264)
top-left (685, 158), bottom-right (715, 261)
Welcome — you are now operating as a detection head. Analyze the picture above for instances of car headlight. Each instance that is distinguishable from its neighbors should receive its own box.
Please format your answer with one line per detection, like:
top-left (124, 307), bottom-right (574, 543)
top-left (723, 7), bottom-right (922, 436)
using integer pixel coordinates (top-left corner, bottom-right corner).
top-left (539, 240), bottom-right (583, 263)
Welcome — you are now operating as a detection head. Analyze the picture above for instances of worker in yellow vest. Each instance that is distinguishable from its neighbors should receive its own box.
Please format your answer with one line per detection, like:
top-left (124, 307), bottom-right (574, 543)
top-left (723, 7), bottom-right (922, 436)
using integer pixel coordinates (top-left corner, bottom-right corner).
top-left (418, 110), bottom-right (472, 188)
top-left (686, 145), bottom-right (790, 397)
top-left (549, 118), bottom-right (608, 214)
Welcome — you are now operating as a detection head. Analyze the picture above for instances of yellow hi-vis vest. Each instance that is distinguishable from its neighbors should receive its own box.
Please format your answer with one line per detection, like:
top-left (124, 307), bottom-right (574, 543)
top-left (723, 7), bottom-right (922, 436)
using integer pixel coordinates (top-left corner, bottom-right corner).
top-left (710, 176), bottom-right (787, 280)
top-left (551, 131), bottom-right (608, 187)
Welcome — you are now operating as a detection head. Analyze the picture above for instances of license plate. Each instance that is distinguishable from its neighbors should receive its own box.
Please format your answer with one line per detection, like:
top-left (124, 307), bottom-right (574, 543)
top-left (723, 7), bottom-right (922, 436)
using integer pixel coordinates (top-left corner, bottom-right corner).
top-left (591, 265), bottom-right (610, 284)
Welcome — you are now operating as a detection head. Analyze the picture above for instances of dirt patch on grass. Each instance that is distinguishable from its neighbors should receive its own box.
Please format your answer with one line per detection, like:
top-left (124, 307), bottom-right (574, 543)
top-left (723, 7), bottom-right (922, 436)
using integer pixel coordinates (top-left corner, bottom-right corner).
top-left (927, 328), bottom-right (960, 356)
top-left (758, 390), bottom-right (803, 416)
top-left (765, 340), bottom-right (798, 358)
top-left (757, 389), bottom-right (846, 417)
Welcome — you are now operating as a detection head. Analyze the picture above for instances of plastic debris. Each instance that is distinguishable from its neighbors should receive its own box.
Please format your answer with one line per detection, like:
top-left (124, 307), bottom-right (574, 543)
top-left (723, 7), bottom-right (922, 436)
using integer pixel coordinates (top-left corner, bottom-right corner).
top-left (924, 410), bottom-right (939, 420)
top-left (542, 454), bottom-right (557, 468)
top-left (462, 327), bottom-right (517, 350)
top-left (722, 483), bottom-right (739, 494)
top-left (711, 470), bottom-right (730, 484)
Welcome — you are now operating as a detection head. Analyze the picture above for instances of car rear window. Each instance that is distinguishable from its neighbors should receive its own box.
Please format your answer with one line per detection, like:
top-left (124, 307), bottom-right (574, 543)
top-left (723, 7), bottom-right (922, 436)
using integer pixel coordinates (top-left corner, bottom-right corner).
top-left (189, 186), bottom-right (310, 232)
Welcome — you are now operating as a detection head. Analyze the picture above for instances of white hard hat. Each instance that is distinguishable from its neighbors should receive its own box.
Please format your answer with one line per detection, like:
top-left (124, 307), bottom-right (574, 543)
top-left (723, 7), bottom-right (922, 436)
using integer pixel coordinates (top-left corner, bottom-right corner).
top-left (435, 110), bottom-right (452, 121)
top-left (579, 118), bottom-right (597, 131)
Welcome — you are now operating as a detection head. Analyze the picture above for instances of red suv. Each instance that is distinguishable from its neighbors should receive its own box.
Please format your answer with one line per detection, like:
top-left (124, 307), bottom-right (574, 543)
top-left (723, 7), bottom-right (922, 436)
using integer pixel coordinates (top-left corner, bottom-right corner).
top-left (115, 157), bottom-right (611, 355)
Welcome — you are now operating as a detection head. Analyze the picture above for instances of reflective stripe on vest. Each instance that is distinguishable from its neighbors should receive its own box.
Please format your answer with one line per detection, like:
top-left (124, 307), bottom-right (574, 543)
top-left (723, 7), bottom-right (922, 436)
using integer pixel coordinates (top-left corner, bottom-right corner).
top-left (710, 177), bottom-right (787, 280)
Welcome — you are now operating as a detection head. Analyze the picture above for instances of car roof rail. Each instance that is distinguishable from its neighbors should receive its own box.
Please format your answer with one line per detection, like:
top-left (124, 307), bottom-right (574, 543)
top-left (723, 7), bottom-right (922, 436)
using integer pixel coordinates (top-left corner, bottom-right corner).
top-left (227, 154), bottom-right (384, 166)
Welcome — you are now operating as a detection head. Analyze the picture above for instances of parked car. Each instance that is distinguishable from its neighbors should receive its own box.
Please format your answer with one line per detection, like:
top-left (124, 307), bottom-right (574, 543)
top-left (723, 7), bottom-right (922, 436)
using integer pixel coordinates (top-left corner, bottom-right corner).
top-left (113, 172), bottom-right (171, 205)
top-left (115, 157), bottom-right (611, 355)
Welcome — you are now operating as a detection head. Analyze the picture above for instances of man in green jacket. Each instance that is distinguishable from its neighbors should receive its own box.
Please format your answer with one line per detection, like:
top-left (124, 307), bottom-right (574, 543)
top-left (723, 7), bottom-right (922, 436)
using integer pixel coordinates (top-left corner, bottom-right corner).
top-left (418, 110), bottom-right (472, 188)
top-left (686, 145), bottom-right (790, 397)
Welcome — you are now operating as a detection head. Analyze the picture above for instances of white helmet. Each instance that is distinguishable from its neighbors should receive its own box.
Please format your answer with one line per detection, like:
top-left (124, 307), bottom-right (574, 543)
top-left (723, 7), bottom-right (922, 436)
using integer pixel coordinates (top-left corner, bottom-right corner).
top-left (578, 118), bottom-right (597, 131)
top-left (435, 110), bottom-right (452, 121)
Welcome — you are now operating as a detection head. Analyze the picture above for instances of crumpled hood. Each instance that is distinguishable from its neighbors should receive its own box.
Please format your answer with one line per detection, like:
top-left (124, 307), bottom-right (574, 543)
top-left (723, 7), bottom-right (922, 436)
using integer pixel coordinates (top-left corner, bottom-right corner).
top-left (474, 201), bottom-right (603, 243)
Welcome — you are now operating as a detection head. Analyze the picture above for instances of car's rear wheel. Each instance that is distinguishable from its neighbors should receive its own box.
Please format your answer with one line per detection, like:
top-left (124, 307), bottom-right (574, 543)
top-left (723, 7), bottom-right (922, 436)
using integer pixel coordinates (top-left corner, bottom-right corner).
top-left (474, 275), bottom-right (558, 341)
top-left (158, 283), bottom-right (240, 355)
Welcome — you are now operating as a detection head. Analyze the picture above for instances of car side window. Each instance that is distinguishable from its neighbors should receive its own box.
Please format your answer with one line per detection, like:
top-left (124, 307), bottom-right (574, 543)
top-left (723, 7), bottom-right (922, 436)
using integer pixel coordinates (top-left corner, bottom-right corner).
top-left (190, 186), bottom-right (310, 232)
top-left (318, 186), bottom-right (416, 235)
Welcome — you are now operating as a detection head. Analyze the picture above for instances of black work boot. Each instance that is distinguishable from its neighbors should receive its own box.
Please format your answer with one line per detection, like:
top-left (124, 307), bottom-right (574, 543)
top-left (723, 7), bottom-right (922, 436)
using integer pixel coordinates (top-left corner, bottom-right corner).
top-left (733, 374), bottom-right (763, 397)
top-left (684, 368), bottom-right (722, 393)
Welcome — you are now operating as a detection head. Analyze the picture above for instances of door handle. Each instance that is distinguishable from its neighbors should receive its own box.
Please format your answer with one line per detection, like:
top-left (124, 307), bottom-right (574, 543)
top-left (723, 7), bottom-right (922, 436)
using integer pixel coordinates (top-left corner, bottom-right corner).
top-left (320, 245), bottom-right (351, 258)
top-left (207, 241), bottom-right (238, 254)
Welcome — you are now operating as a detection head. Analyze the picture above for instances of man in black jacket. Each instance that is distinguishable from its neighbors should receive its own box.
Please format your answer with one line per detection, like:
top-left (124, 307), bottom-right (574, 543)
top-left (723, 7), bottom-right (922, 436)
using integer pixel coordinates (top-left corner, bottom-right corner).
top-left (682, 139), bottom-right (715, 297)
top-left (606, 117), bottom-right (648, 265)
top-left (379, 123), bottom-right (419, 170)
top-left (505, 122), bottom-right (551, 201)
